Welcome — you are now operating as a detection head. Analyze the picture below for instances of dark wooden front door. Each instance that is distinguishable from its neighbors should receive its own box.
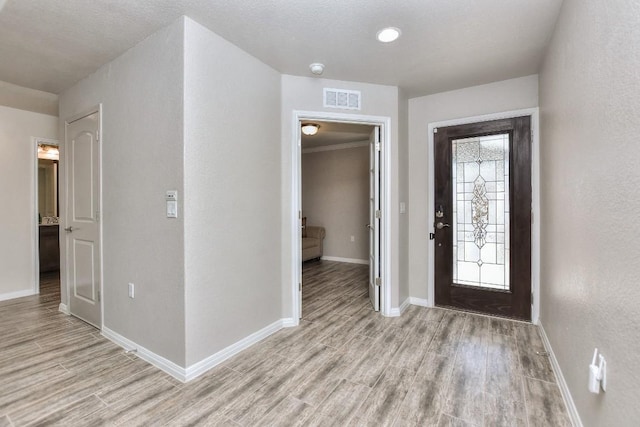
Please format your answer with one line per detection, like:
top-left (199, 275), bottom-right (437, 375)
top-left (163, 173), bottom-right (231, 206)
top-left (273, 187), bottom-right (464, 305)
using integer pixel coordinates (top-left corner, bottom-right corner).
top-left (434, 117), bottom-right (532, 320)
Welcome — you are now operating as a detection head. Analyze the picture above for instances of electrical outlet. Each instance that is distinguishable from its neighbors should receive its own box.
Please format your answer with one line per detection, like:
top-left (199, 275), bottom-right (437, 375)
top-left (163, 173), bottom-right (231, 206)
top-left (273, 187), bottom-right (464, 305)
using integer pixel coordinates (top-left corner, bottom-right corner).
top-left (128, 282), bottom-right (135, 299)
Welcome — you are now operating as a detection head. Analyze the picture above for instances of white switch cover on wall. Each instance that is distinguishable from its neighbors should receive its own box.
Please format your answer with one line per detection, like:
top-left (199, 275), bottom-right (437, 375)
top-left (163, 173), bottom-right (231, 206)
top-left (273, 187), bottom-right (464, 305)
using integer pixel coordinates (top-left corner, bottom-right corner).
top-left (128, 282), bottom-right (135, 298)
top-left (166, 190), bottom-right (178, 218)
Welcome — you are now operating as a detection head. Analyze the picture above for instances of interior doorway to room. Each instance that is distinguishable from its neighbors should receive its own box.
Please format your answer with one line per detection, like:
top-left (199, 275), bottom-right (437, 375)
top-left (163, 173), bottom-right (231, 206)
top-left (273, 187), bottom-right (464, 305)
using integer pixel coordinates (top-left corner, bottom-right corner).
top-left (298, 120), bottom-right (382, 318)
top-left (433, 116), bottom-right (532, 320)
top-left (35, 139), bottom-right (61, 297)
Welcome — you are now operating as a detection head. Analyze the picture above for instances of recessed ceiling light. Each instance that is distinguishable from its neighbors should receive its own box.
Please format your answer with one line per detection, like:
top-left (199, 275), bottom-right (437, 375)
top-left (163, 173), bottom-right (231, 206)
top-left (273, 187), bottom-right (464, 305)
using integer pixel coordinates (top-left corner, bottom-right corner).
top-left (376, 27), bottom-right (401, 43)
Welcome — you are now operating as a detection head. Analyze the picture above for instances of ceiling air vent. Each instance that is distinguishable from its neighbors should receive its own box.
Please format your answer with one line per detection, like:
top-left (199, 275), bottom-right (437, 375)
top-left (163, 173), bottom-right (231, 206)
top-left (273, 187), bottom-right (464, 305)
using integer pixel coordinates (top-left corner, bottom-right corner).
top-left (324, 88), bottom-right (361, 110)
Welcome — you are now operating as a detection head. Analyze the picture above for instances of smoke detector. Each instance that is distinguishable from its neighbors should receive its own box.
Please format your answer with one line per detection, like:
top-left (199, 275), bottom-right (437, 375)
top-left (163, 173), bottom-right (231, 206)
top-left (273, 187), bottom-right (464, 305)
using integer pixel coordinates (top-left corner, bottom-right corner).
top-left (309, 63), bottom-right (325, 75)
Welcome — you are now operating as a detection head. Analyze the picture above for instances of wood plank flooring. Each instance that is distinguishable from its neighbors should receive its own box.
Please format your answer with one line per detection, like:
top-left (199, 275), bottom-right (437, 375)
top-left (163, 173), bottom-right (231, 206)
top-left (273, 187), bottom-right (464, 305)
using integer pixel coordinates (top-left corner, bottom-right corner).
top-left (0, 263), bottom-right (571, 426)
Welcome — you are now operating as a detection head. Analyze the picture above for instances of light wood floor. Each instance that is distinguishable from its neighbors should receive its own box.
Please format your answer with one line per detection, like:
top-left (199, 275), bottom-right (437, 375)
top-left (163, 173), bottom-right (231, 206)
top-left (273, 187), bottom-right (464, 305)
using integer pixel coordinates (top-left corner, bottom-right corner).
top-left (0, 263), bottom-right (571, 426)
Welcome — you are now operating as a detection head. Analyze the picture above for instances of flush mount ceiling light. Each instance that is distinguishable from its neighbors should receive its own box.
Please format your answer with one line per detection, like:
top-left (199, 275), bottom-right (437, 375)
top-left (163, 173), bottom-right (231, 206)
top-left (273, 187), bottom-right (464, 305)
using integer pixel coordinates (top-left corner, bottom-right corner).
top-left (376, 27), bottom-right (401, 43)
top-left (301, 123), bottom-right (320, 136)
top-left (309, 63), bottom-right (325, 75)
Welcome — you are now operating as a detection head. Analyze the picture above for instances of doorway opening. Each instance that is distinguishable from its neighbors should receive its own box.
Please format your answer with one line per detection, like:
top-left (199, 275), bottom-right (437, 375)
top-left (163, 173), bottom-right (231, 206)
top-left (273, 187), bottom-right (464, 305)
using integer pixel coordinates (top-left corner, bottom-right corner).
top-left (34, 137), bottom-right (61, 299)
top-left (291, 111), bottom-right (391, 322)
top-left (301, 121), bottom-right (375, 319)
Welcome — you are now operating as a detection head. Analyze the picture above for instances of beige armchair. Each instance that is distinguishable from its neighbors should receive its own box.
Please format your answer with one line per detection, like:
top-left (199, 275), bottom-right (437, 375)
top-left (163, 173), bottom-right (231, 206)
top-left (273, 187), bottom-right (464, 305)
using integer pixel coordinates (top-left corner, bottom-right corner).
top-left (302, 225), bottom-right (326, 262)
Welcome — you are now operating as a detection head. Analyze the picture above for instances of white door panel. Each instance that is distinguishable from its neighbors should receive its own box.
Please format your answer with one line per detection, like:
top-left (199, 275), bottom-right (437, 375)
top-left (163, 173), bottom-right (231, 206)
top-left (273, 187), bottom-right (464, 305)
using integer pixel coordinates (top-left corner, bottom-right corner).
top-left (66, 111), bottom-right (101, 328)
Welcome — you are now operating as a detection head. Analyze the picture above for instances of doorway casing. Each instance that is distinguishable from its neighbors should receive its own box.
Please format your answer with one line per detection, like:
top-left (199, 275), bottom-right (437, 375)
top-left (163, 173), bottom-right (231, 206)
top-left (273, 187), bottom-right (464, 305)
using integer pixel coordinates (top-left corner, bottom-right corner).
top-left (291, 110), bottom-right (392, 322)
top-left (427, 107), bottom-right (540, 323)
top-left (32, 136), bottom-right (59, 295)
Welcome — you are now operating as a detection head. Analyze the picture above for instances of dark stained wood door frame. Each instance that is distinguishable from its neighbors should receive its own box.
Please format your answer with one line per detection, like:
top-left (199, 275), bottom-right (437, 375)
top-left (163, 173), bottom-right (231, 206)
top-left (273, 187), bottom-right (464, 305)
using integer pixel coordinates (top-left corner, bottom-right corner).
top-left (434, 116), bottom-right (532, 321)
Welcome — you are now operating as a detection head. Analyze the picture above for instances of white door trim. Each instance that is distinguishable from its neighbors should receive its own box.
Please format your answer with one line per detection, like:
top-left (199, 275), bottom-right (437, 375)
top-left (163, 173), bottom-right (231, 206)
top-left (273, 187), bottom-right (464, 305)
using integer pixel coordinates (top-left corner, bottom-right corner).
top-left (62, 104), bottom-right (104, 328)
top-left (32, 136), bottom-right (59, 295)
top-left (427, 108), bottom-right (540, 324)
top-left (291, 110), bottom-right (392, 322)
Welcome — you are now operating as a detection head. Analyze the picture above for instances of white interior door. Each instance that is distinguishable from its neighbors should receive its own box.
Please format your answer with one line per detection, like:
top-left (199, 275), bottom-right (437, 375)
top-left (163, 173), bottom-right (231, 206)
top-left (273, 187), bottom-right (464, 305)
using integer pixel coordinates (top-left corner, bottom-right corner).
top-left (368, 127), bottom-right (381, 311)
top-left (66, 111), bottom-right (101, 328)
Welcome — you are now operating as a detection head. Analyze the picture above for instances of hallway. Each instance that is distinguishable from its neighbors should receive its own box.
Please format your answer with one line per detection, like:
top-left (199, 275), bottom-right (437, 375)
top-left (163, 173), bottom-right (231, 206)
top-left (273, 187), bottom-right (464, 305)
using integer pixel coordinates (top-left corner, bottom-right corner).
top-left (0, 261), bottom-right (570, 426)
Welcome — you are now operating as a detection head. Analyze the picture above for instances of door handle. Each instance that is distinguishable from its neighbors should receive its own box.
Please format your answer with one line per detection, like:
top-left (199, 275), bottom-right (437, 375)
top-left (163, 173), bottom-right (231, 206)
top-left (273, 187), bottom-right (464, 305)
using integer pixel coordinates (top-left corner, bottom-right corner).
top-left (64, 226), bottom-right (74, 233)
top-left (435, 222), bottom-right (450, 230)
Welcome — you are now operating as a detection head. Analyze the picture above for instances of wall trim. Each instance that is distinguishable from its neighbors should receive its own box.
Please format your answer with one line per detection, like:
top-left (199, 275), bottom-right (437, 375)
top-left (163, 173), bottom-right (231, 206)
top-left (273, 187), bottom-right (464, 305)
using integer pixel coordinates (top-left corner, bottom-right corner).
top-left (59, 302), bottom-right (70, 314)
top-left (282, 318), bottom-right (297, 328)
top-left (0, 289), bottom-right (36, 302)
top-left (184, 318), bottom-right (286, 382)
top-left (388, 297), bottom-right (411, 317)
top-left (320, 256), bottom-right (369, 265)
top-left (409, 297), bottom-right (430, 307)
top-left (302, 140), bottom-right (368, 154)
top-left (538, 321), bottom-right (583, 427)
top-left (102, 318), bottom-right (289, 383)
top-left (102, 326), bottom-right (187, 382)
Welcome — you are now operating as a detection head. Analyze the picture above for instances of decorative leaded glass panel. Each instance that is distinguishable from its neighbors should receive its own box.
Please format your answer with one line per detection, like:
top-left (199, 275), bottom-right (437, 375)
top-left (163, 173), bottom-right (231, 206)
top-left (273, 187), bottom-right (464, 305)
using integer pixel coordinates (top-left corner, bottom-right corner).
top-left (452, 134), bottom-right (510, 290)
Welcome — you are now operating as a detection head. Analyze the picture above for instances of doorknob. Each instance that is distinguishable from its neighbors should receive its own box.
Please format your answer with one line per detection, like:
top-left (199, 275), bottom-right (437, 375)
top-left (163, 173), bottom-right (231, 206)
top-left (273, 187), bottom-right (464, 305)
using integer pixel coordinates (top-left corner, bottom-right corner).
top-left (435, 222), bottom-right (450, 230)
top-left (64, 226), bottom-right (73, 233)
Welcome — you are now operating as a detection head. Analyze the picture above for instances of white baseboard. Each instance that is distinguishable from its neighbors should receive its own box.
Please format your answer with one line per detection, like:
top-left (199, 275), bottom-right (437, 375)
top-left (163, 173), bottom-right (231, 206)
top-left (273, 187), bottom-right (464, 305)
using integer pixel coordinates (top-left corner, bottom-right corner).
top-left (387, 297), bottom-right (411, 317)
top-left (184, 318), bottom-right (286, 381)
top-left (102, 318), bottom-right (289, 383)
top-left (409, 297), bottom-right (430, 307)
top-left (0, 289), bottom-right (36, 302)
top-left (320, 256), bottom-right (369, 265)
top-left (538, 322), bottom-right (583, 427)
top-left (59, 303), bottom-right (70, 314)
top-left (102, 326), bottom-right (188, 382)
top-left (282, 317), bottom-right (297, 328)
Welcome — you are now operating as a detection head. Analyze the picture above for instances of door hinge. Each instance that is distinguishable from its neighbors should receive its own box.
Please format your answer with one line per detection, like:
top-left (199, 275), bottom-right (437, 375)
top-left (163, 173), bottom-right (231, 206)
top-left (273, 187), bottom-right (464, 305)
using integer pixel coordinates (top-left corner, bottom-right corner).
top-left (299, 282), bottom-right (302, 292)
top-left (375, 277), bottom-right (382, 287)
top-left (531, 129), bottom-right (534, 141)
top-left (375, 142), bottom-right (381, 151)
top-left (375, 210), bottom-right (381, 219)
top-left (531, 210), bottom-right (534, 224)
top-left (429, 232), bottom-right (435, 240)
top-left (96, 130), bottom-right (100, 141)
top-left (97, 290), bottom-right (101, 302)
top-left (96, 210), bottom-right (100, 222)
top-left (531, 292), bottom-right (534, 305)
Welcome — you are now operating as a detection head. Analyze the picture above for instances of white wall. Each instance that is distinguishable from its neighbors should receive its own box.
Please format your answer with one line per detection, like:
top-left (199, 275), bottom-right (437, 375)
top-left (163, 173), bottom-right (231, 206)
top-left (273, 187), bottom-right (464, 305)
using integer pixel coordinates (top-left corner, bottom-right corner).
top-left (182, 18), bottom-right (282, 366)
top-left (302, 146), bottom-right (369, 261)
top-left (407, 75), bottom-right (539, 300)
top-left (539, 0), bottom-right (640, 424)
top-left (59, 18), bottom-right (186, 365)
top-left (0, 105), bottom-right (57, 300)
top-left (0, 80), bottom-right (58, 116)
top-left (281, 75), bottom-right (401, 315)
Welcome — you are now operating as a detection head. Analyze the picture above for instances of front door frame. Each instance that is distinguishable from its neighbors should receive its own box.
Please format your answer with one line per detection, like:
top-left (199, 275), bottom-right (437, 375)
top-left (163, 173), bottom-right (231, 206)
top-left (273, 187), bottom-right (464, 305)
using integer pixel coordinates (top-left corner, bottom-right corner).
top-left (427, 108), bottom-right (540, 324)
top-left (60, 104), bottom-right (104, 328)
top-left (291, 110), bottom-right (392, 322)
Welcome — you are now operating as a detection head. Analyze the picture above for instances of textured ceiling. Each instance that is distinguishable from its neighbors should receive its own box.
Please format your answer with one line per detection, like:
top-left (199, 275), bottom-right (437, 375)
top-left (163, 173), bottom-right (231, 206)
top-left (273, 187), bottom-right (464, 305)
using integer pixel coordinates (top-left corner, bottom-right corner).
top-left (0, 0), bottom-right (563, 96)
